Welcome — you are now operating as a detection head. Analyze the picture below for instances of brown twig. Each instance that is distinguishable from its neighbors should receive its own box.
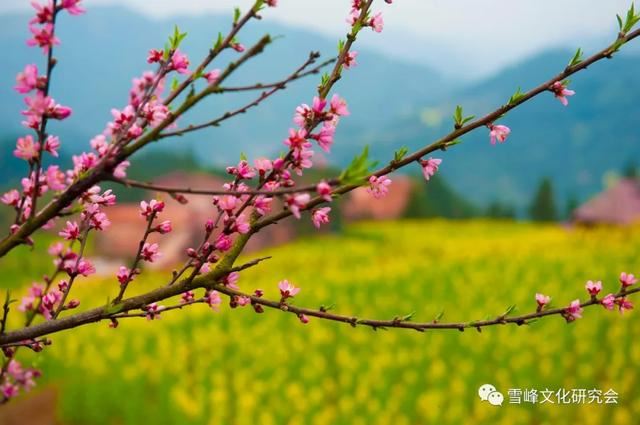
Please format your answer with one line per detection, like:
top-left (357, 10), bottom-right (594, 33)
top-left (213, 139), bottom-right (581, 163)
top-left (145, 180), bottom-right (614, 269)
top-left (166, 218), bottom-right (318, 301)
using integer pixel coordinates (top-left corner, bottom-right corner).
top-left (108, 176), bottom-right (339, 197)
top-left (157, 53), bottom-right (332, 140)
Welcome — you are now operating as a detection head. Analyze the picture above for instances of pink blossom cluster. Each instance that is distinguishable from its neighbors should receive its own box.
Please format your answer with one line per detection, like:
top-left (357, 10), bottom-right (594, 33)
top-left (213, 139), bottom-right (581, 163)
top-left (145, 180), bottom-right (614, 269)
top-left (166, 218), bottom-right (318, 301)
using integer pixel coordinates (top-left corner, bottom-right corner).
top-left (347, 1), bottom-right (385, 33)
top-left (536, 272), bottom-right (636, 322)
top-left (0, 359), bottom-right (41, 402)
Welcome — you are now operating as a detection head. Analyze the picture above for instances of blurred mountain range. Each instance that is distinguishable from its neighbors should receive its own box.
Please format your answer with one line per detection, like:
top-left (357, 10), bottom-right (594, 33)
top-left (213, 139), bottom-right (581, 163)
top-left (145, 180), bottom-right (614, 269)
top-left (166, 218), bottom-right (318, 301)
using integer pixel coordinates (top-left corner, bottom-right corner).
top-left (0, 7), bottom-right (638, 208)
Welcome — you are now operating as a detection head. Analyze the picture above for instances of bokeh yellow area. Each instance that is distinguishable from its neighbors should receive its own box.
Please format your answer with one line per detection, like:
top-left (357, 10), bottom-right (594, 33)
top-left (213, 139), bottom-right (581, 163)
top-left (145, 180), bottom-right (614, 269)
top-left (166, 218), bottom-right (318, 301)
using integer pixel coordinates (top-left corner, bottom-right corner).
top-left (8, 220), bottom-right (640, 424)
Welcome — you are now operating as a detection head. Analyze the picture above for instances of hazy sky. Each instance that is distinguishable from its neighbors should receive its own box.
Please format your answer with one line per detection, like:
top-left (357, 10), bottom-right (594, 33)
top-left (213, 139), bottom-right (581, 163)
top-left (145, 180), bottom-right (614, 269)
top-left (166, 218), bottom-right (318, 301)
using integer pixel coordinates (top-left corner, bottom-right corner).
top-left (1, 0), bottom-right (634, 78)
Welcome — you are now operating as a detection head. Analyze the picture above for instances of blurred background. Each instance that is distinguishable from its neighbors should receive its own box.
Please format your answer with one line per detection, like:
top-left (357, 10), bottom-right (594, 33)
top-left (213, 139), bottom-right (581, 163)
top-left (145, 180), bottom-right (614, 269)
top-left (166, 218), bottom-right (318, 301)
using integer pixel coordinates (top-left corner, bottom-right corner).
top-left (0, 0), bottom-right (639, 424)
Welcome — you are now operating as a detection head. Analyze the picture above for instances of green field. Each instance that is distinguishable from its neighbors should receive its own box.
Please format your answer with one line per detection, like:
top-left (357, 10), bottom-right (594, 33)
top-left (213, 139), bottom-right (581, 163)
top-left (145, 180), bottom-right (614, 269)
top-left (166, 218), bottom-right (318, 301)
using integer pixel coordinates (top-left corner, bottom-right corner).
top-left (5, 220), bottom-right (640, 424)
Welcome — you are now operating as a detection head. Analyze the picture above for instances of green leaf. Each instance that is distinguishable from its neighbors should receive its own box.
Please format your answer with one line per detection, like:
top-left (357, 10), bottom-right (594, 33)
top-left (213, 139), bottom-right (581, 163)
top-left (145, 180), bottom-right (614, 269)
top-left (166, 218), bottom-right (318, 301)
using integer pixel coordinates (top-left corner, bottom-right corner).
top-left (339, 146), bottom-right (379, 185)
top-left (617, 14), bottom-right (624, 31)
top-left (434, 311), bottom-right (445, 322)
top-left (171, 77), bottom-right (179, 92)
top-left (192, 69), bottom-right (204, 80)
top-left (320, 72), bottom-right (330, 86)
top-left (453, 105), bottom-right (474, 127)
top-left (213, 32), bottom-right (224, 50)
top-left (254, 0), bottom-right (265, 12)
top-left (453, 105), bottom-right (463, 125)
top-left (239, 152), bottom-right (248, 161)
top-left (502, 304), bottom-right (517, 317)
top-left (393, 146), bottom-right (409, 162)
top-left (337, 39), bottom-right (345, 52)
top-left (233, 7), bottom-right (241, 25)
top-left (104, 298), bottom-right (125, 315)
top-left (169, 25), bottom-right (187, 49)
top-left (568, 47), bottom-right (583, 67)
top-left (508, 87), bottom-right (525, 105)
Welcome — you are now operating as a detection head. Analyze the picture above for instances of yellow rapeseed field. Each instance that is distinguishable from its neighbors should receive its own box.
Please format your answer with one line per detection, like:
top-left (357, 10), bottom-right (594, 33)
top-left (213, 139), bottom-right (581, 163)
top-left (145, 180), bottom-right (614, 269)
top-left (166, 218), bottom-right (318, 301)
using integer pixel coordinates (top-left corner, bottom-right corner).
top-left (9, 220), bottom-right (640, 424)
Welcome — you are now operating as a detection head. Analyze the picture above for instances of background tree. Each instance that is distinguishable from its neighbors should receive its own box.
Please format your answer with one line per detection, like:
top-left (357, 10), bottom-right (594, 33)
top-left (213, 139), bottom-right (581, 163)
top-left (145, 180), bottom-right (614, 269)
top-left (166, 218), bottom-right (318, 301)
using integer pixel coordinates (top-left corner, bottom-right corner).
top-left (529, 177), bottom-right (558, 222)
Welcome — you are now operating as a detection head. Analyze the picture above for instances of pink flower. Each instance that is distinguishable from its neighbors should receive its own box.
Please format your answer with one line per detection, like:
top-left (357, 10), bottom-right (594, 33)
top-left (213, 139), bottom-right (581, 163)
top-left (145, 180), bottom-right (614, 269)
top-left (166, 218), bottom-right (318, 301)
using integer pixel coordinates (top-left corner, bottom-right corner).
top-left (86, 187), bottom-right (116, 207)
top-left (76, 259), bottom-right (95, 277)
top-left (564, 299), bottom-right (583, 321)
top-left (231, 42), bottom-right (245, 52)
top-left (214, 234), bottom-right (233, 252)
top-left (46, 166), bottom-right (65, 191)
top-left (329, 94), bottom-right (349, 116)
top-left (278, 280), bottom-right (300, 299)
top-left (140, 199), bottom-right (164, 217)
top-left (48, 242), bottom-right (64, 256)
top-left (234, 214), bottom-right (251, 234)
top-left (601, 294), bottom-right (616, 310)
top-left (66, 299), bottom-right (80, 309)
top-left (312, 207), bottom-right (331, 229)
top-left (369, 12), bottom-right (384, 32)
top-left (43, 135), bottom-right (60, 157)
top-left (286, 193), bottom-right (310, 219)
top-left (616, 297), bottom-right (634, 314)
top-left (217, 195), bottom-right (239, 212)
top-left (347, 8), bottom-right (360, 26)
top-left (550, 81), bottom-right (575, 106)
top-left (204, 290), bottom-right (222, 311)
top-left (109, 105), bottom-right (136, 134)
top-left (60, 0), bottom-right (85, 15)
top-left (142, 101), bottom-right (169, 127)
top-left (253, 196), bottom-right (273, 216)
top-left (419, 157), bottom-right (442, 181)
top-left (535, 293), bottom-right (551, 308)
top-left (317, 181), bottom-right (332, 202)
top-left (488, 124), bottom-right (511, 145)
top-left (59, 221), bottom-right (80, 240)
top-left (50, 104), bottom-right (72, 120)
top-left (30, 1), bottom-right (54, 24)
top-left (266, 0), bottom-right (278, 6)
top-left (181, 291), bottom-right (195, 304)
top-left (170, 50), bottom-right (190, 74)
top-left (144, 303), bottom-right (164, 320)
top-left (86, 208), bottom-right (111, 231)
top-left (1, 190), bottom-right (21, 207)
top-left (585, 280), bottom-right (602, 296)
top-left (291, 147), bottom-right (314, 176)
top-left (156, 220), bottom-right (172, 234)
top-left (294, 98), bottom-right (326, 127)
top-left (298, 314), bottom-right (310, 324)
top-left (301, 99), bottom-right (322, 120)
top-left (1, 383), bottom-right (19, 400)
top-left (620, 272), bottom-right (637, 288)
top-left (113, 161), bottom-right (130, 179)
top-left (15, 64), bottom-right (41, 94)
top-left (344, 51), bottom-right (358, 69)
top-left (312, 122), bottom-right (335, 153)
top-left (227, 160), bottom-right (256, 180)
top-left (147, 49), bottom-right (163, 64)
top-left (27, 24), bottom-right (60, 53)
top-left (141, 243), bottom-right (161, 262)
top-left (204, 69), bottom-right (221, 84)
top-left (234, 295), bottom-right (251, 307)
top-left (284, 128), bottom-right (311, 151)
top-left (367, 175), bottom-right (392, 199)
top-left (254, 158), bottom-right (273, 176)
top-left (222, 272), bottom-right (240, 290)
top-left (14, 135), bottom-right (39, 161)
top-left (117, 266), bottom-right (131, 286)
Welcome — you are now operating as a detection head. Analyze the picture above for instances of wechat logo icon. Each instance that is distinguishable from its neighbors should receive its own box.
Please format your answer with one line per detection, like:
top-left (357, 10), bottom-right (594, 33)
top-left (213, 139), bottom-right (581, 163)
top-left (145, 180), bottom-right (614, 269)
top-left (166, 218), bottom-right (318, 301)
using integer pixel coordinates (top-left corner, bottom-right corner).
top-left (478, 384), bottom-right (504, 406)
